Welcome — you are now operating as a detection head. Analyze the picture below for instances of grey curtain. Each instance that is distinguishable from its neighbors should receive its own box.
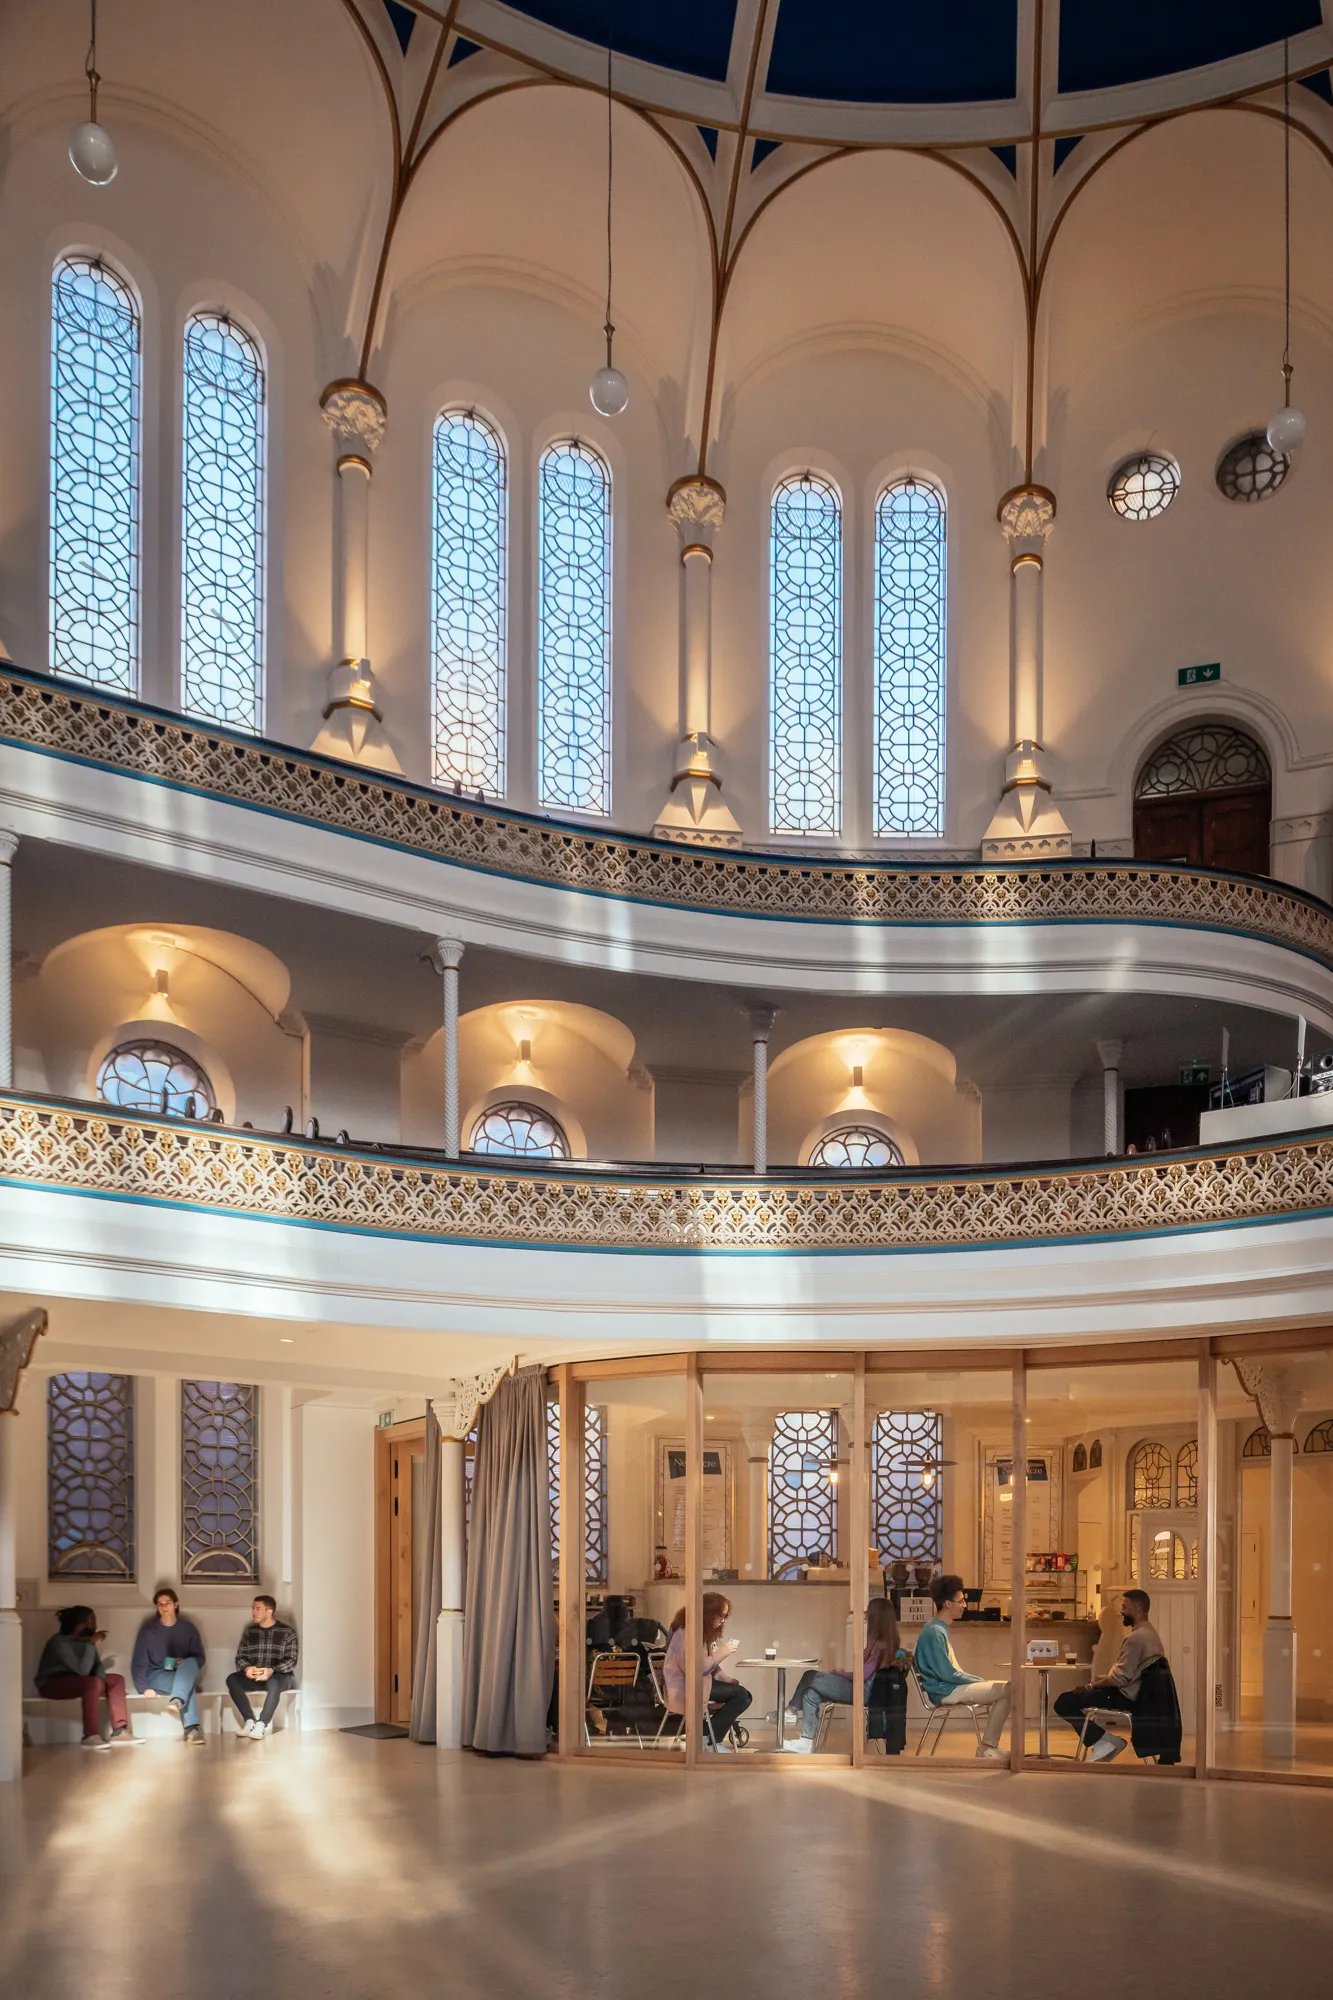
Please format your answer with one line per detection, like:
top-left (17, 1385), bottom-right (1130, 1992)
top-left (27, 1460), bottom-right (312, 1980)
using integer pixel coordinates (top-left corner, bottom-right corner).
top-left (408, 1402), bottom-right (443, 1742)
top-left (461, 1364), bottom-right (554, 1755)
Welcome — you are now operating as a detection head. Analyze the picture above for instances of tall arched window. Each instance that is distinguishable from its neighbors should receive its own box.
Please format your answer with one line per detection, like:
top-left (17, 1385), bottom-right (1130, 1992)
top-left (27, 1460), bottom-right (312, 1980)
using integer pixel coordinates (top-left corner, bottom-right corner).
top-left (1130, 1440), bottom-right (1172, 1509)
top-left (181, 311), bottom-right (266, 730)
top-left (770, 472), bottom-right (841, 836)
top-left (874, 477), bottom-right (946, 835)
top-left (432, 409), bottom-right (507, 795)
top-left (537, 439), bottom-right (611, 816)
top-left (50, 255), bottom-right (141, 693)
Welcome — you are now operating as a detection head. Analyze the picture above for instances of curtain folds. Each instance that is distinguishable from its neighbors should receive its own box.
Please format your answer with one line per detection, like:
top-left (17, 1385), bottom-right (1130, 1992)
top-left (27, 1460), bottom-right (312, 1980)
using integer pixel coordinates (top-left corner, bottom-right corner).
top-left (461, 1364), bottom-right (554, 1755)
top-left (408, 1402), bottom-right (443, 1742)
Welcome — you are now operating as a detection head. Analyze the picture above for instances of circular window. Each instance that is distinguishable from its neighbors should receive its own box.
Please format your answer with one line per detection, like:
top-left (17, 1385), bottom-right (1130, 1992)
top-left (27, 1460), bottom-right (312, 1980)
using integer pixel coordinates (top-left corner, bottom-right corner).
top-left (1107, 452), bottom-right (1179, 521)
top-left (97, 1040), bottom-right (216, 1118)
top-left (1216, 431), bottom-right (1289, 503)
top-left (468, 1101), bottom-right (571, 1159)
top-left (807, 1125), bottom-right (904, 1170)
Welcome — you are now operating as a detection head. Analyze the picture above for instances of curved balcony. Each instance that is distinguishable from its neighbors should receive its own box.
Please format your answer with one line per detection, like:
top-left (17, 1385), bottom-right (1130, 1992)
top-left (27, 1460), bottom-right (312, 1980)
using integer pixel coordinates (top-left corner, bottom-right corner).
top-left (5, 1091), bottom-right (1333, 1349)
top-left (2, 665), bottom-right (1332, 1016)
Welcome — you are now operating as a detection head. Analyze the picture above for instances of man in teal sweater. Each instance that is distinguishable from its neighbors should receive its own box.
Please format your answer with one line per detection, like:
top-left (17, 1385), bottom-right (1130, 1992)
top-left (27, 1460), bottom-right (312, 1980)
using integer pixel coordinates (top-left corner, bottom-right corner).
top-left (913, 1573), bottom-right (1011, 1759)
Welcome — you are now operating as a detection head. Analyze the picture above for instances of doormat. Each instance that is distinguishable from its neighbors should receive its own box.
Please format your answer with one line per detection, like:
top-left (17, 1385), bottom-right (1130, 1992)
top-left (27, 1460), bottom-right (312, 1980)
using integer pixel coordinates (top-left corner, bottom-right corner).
top-left (341, 1722), bottom-right (410, 1739)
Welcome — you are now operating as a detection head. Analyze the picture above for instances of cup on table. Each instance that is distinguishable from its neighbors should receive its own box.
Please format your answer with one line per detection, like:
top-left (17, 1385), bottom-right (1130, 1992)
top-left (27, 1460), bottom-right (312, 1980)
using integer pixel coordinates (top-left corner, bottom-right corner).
top-left (764, 1645), bottom-right (777, 1660)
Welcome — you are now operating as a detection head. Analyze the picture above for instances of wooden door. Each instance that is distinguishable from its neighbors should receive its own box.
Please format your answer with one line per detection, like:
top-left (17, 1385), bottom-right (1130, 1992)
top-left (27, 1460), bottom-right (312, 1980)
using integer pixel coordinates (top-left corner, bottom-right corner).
top-left (1134, 796), bottom-right (1201, 865)
top-left (374, 1420), bottom-right (425, 1725)
top-left (1201, 786), bottom-right (1271, 875)
top-left (1239, 1525), bottom-right (1264, 1718)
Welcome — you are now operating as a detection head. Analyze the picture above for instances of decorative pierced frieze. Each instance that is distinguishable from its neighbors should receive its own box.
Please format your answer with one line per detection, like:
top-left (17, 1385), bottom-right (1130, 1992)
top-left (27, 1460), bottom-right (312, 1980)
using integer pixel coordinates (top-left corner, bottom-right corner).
top-left (5, 1094), bottom-right (1333, 1255)
top-left (1, 666), bottom-right (1333, 960)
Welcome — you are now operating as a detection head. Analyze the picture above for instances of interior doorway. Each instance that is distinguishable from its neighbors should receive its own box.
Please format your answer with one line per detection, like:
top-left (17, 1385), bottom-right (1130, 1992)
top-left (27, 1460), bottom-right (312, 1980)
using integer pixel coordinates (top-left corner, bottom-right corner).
top-left (374, 1419), bottom-right (425, 1726)
top-left (1133, 722), bottom-right (1271, 875)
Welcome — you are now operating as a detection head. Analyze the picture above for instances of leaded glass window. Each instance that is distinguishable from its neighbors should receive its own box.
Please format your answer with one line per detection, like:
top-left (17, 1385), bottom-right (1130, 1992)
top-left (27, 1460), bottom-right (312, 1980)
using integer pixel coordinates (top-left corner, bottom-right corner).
top-left (872, 1411), bottom-right (942, 1566)
top-left (874, 477), bottom-right (945, 835)
top-left (538, 440), bottom-right (611, 816)
top-left (546, 1399), bottom-right (608, 1584)
top-left (48, 1372), bottom-right (135, 1578)
top-left (1131, 1440), bottom-right (1172, 1508)
top-left (770, 473), bottom-right (841, 835)
top-left (1305, 1419), bottom-right (1333, 1454)
top-left (50, 256), bottom-right (141, 693)
top-left (1136, 725), bottom-right (1269, 799)
top-left (96, 1040), bottom-right (216, 1119)
top-left (1242, 1425), bottom-right (1272, 1459)
top-left (1176, 1439), bottom-right (1198, 1509)
top-left (181, 1380), bottom-right (259, 1579)
top-left (181, 312), bottom-right (265, 730)
top-left (468, 1101), bottom-right (570, 1158)
top-left (432, 409), bottom-right (507, 795)
top-left (768, 1409), bottom-right (838, 1574)
top-left (808, 1126), bottom-right (904, 1170)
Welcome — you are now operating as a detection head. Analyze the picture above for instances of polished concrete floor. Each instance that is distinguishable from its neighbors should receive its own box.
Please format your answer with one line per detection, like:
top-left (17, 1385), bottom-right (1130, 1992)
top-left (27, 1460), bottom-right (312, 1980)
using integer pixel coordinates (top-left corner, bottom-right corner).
top-left (2, 1737), bottom-right (1332, 1999)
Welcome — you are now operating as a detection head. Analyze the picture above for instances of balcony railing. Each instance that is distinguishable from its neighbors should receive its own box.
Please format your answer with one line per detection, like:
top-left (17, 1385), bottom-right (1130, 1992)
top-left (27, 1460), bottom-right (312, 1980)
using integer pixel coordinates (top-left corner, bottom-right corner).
top-left (4, 1092), bottom-right (1332, 1254)
top-left (2, 664), bottom-right (1331, 954)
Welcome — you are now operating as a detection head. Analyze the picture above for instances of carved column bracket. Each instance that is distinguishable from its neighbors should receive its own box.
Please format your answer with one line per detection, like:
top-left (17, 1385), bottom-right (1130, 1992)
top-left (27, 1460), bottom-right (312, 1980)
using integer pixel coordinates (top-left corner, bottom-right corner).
top-left (654, 476), bottom-right (741, 848)
top-left (982, 486), bottom-right (1071, 861)
top-left (311, 379), bottom-right (401, 774)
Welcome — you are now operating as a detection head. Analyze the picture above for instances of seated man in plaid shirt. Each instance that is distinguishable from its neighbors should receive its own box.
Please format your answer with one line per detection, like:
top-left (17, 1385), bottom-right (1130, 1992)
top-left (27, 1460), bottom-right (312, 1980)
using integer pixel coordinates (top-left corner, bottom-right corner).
top-left (226, 1594), bottom-right (299, 1738)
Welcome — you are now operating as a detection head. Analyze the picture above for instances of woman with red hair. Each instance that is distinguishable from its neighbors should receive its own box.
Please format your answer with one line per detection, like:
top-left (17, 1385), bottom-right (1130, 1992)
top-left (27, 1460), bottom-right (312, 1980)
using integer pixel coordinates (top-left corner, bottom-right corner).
top-left (662, 1592), bottom-right (752, 1749)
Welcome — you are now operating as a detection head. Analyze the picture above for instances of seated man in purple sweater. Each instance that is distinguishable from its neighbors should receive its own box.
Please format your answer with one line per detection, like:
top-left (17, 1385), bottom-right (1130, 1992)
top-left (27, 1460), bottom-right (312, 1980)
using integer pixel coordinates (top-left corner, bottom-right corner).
top-left (132, 1587), bottom-right (208, 1744)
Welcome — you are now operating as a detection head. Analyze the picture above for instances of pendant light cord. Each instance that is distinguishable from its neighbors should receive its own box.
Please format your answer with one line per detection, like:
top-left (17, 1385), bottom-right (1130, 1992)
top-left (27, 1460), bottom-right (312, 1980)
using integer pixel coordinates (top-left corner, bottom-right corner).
top-left (603, 33), bottom-right (615, 366)
top-left (1280, 36), bottom-right (1288, 402)
top-left (85, 0), bottom-right (101, 121)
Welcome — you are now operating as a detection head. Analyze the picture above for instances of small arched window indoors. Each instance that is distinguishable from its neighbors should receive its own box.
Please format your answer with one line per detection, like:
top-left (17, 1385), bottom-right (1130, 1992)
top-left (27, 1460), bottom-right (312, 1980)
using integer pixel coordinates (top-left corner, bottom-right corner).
top-left (808, 1125), bottom-right (904, 1169)
top-left (469, 1101), bottom-right (570, 1159)
top-left (1133, 723), bottom-right (1271, 876)
top-left (1130, 1440), bottom-right (1172, 1509)
top-left (97, 1040), bottom-right (216, 1118)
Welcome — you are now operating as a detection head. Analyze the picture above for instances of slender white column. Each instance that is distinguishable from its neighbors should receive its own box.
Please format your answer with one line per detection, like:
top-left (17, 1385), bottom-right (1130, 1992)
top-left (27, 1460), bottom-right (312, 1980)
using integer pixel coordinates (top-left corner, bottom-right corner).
top-left (0, 831), bottom-right (17, 1090)
top-left (981, 488), bottom-right (1071, 861)
top-left (311, 381), bottom-right (400, 774)
top-left (0, 1415), bottom-right (20, 1782)
top-left (749, 1006), bottom-right (776, 1174)
top-left (335, 454), bottom-right (372, 669)
top-left (1096, 1039), bottom-right (1124, 1155)
top-left (1265, 1430), bottom-right (1297, 1758)
top-left (435, 1434), bottom-right (467, 1751)
top-left (431, 940), bottom-right (466, 1158)
top-left (653, 477), bottom-right (740, 846)
top-left (741, 1419), bottom-right (776, 1579)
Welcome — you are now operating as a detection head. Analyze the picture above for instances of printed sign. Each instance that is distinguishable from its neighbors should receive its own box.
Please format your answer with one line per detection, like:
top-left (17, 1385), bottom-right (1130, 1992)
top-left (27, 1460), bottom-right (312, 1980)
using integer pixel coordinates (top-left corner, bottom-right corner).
top-left (1178, 662), bottom-right (1221, 686)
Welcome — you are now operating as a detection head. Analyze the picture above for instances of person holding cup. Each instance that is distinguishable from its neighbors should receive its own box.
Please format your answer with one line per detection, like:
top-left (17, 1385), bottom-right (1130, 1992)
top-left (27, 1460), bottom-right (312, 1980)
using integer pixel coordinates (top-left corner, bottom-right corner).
top-left (132, 1586), bottom-right (208, 1744)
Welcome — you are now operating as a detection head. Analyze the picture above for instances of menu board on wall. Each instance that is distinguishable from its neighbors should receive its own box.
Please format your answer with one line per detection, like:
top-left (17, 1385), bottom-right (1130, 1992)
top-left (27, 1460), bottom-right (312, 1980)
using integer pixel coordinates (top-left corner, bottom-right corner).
top-left (656, 1440), bottom-right (733, 1576)
top-left (982, 1449), bottom-right (1062, 1585)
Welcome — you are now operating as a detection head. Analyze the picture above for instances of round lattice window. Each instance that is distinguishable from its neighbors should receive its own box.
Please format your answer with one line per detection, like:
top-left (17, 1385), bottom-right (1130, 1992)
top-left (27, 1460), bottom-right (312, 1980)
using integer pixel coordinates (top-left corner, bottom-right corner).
top-left (97, 1040), bottom-right (216, 1118)
top-left (1107, 452), bottom-right (1179, 521)
top-left (468, 1101), bottom-right (570, 1159)
top-left (1216, 431), bottom-right (1289, 503)
top-left (808, 1125), bottom-right (905, 1170)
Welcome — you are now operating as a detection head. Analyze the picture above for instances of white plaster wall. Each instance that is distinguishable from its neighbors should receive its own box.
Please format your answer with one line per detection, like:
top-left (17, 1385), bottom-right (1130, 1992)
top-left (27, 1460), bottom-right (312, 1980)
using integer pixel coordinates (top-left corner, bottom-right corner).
top-left (295, 1399), bottom-right (375, 1731)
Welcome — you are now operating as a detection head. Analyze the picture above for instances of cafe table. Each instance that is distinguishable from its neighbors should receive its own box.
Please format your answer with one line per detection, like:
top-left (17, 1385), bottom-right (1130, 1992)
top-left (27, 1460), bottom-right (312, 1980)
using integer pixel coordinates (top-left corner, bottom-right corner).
top-left (1023, 1660), bottom-right (1092, 1759)
top-left (736, 1658), bottom-right (820, 1750)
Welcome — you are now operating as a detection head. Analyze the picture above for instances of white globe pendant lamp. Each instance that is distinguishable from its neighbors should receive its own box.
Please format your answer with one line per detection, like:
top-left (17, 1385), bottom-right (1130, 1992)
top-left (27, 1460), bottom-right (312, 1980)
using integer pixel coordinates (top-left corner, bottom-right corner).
top-left (69, 0), bottom-right (117, 185)
top-left (588, 39), bottom-right (628, 418)
top-left (1267, 42), bottom-right (1306, 455)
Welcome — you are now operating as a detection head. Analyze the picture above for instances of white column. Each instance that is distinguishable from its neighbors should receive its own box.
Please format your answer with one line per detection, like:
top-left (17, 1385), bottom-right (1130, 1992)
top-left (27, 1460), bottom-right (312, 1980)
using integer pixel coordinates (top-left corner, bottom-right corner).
top-left (749, 1005), bottom-right (775, 1175)
top-left (435, 1434), bottom-right (467, 1751)
top-left (981, 488), bottom-right (1072, 861)
top-left (1096, 1039), bottom-right (1123, 1155)
top-left (1265, 1430), bottom-right (1297, 1758)
top-left (310, 380), bottom-right (401, 773)
top-left (652, 477), bottom-right (741, 846)
top-left (0, 831), bottom-right (16, 1090)
top-left (431, 939), bottom-right (465, 1158)
top-left (741, 1419), bottom-right (776, 1579)
top-left (0, 1415), bottom-right (20, 1782)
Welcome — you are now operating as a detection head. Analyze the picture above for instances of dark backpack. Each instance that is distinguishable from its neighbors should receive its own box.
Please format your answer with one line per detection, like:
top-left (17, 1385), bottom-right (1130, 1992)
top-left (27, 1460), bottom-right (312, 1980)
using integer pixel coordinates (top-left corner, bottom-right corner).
top-left (866, 1664), bottom-right (908, 1755)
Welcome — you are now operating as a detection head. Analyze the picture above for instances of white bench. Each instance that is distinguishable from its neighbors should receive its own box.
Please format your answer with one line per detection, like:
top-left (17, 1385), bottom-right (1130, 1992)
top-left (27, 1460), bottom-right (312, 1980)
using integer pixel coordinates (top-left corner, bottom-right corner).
top-left (22, 1689), bottom-right (300, 1743)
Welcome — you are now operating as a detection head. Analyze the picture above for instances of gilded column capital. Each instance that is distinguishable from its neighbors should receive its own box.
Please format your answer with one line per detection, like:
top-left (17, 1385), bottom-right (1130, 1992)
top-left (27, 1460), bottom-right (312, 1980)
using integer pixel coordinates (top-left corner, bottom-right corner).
top-left (667, 474), bottom-right (727, 546)
top-left (320, 378), bottom-right (388, 453)
top-left (998, 483), bottom-right (1056, 560)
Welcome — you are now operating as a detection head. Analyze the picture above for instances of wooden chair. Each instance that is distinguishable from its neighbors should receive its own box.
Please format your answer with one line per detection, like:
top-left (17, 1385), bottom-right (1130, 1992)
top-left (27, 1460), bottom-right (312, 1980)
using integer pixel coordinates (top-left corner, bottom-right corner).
top-left (585, 1650), bottom-right (642, 1744)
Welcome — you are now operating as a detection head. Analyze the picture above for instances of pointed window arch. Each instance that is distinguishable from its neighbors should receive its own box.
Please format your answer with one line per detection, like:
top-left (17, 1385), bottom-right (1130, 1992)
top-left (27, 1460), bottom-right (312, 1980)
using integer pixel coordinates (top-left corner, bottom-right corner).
top-left (181, 311), bottom-right (266, 730)
top-left (537, 439), bottom-right (611, 816)
top-left (770, 472), bottom-right (842, 835)
top-left (432, 408), bottom-right (507, 795)
top-left (874, 476), bottom-right (946, 834)
top-left (50, 255), bottom-right (141, 692)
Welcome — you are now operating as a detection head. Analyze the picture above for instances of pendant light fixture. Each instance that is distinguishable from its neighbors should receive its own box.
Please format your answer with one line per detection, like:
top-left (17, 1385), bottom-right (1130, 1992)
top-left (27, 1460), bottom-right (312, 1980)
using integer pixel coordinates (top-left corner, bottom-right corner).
top-left (588, 33), bottom-right (628, 417)
top-left (69, 0), bottom-right (118, 185)
top-left (1267, 39), bottom-right (1307, 453)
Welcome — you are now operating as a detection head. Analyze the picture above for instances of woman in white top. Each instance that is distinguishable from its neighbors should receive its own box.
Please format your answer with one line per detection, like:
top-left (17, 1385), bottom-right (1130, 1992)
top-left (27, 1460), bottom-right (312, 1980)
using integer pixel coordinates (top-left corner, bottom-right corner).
top-left (661, 1593), bottom-right (752, 1749)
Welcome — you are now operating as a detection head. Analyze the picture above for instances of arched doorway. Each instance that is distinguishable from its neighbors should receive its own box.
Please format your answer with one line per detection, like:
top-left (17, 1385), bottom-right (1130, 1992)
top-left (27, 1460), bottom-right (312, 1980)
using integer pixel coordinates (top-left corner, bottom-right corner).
top-left (1133, 723), bottom-right (1272, 875)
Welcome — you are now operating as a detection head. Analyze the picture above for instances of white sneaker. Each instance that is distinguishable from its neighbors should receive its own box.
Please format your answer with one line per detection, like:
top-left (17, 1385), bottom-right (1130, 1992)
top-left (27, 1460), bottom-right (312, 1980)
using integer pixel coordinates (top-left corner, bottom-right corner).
top-left (786, 1737), bottom-right (814, 1754)
top-left (976, 1745), bottom-right (1006, 1761)
top-left (1088, 1732), bottom-right (1128, 1763)
top-left (241, 1717), bottom-right (261, 1738)
top-left (258, 1721), bottom-right (272, 1738)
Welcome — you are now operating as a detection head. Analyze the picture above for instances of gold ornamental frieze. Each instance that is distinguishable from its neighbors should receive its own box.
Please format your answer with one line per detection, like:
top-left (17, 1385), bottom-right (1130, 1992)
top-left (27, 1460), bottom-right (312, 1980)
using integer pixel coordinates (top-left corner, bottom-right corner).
top-left (3, 1097), bottom-right (1333, 1253)
top-left (3, 666), bottom-right (1333, 956)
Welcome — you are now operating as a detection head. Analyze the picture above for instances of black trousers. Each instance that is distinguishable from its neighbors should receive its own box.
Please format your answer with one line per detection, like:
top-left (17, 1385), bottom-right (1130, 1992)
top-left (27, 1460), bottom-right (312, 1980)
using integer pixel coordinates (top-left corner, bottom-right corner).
top-left (1053, 1681), bottom-right (1133, 1747)
top-left (706, 1678), bottom-right (752, 1743)
top-left (227, 1668), bottom-right (295, 1727)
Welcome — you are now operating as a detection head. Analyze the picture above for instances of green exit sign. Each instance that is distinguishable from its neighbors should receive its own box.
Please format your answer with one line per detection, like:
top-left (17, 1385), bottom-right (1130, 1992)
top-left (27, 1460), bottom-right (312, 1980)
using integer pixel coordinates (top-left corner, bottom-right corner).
top-left (1178, 662), bottom-right (1221, 686)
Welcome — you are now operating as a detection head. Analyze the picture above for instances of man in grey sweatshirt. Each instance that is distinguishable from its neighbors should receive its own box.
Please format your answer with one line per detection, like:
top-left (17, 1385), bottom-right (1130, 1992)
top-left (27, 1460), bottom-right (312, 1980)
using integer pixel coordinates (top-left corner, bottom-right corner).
top-left (35, 1606), bottom-right (141, 1748)
top-left (1053, 1589), bottom-right (1166, 1761)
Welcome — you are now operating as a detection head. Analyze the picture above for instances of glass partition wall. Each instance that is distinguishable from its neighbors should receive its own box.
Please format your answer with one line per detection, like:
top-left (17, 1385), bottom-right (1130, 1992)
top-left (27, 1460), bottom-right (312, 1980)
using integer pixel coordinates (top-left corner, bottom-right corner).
top-left (552, 1337), bottom-right (1329, 1786)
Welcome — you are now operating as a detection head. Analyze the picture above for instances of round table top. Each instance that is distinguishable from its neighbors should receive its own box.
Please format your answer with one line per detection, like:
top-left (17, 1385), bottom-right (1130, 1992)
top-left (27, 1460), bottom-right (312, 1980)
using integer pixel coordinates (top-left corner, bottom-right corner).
top-left (736, 1657), bottom-right (819, 1669)
top-left (1023, 1659), bottom-right (1092, 1673)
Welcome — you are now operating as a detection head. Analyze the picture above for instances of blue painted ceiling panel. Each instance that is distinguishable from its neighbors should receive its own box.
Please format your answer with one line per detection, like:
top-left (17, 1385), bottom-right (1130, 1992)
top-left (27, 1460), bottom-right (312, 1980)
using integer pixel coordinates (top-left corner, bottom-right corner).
top-left (1058, 1), bottom-right (1320, 95)
top-left (767, 0), bottom-right (1018, 104)
top-left (502, 2), bottom-right (737, 81)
